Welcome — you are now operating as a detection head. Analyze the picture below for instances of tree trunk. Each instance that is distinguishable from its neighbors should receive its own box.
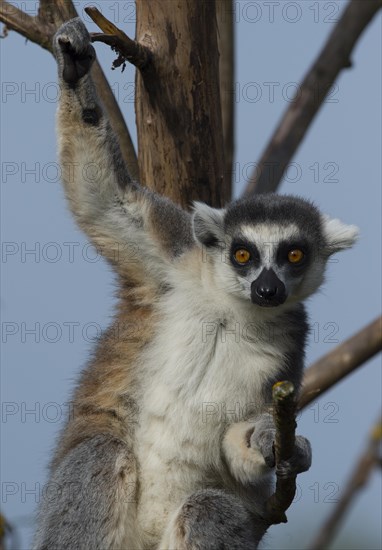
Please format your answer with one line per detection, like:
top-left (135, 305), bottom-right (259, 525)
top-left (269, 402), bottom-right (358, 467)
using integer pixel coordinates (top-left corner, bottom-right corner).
top-left (135, 0), bottom-right (229, 208)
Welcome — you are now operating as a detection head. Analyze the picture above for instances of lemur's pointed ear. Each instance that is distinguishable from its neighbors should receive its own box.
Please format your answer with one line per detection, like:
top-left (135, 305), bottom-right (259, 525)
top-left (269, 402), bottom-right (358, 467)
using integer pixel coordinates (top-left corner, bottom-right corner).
top-left (192, 202), bottom-right (226, 247)
top-left (321, 214), bottom-right (359, 254)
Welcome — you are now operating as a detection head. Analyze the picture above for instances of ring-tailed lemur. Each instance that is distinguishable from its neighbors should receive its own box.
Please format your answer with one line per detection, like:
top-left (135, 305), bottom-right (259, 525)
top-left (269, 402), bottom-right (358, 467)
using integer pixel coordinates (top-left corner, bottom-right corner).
top-left (33, 18), bottom-right (359, 550)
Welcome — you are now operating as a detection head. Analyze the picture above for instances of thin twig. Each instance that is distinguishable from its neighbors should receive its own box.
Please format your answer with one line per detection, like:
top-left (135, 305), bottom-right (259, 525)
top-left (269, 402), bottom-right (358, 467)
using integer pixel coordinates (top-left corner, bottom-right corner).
top-left (265, 381), bottom-right (298, 524)
top-left (308, 416), bottom-right (382, 550)
top-left (300, 316), bottom-right (382, 409)
top-left (243, 0), bottom-right (382, 195)
top-left (85, 6), bottom-right (152, 71)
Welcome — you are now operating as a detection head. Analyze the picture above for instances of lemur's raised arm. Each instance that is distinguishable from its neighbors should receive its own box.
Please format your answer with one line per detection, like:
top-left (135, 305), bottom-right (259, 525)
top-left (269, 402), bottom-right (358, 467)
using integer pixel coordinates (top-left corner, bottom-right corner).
top-left (54, 18), bottom-right (194, 283)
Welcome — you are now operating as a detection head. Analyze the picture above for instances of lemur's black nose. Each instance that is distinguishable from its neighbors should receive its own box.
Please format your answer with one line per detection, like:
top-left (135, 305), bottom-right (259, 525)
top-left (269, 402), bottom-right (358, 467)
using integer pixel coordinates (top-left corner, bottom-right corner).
top-left (251, 268), bottom-right (287, 307)
top-left (256, 286), bottom-right (277, 299)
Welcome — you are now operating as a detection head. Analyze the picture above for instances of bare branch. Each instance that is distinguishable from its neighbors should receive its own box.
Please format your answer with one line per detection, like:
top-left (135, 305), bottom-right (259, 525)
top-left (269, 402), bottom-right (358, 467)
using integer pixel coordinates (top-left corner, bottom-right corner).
top-left (309, 416), bottom-right (382, 550)
top-left (0, 0), bottom-right (139, 180)
top-left (265, 381), bottom-right (298, 525)
top-left (216, 0), bottom-right (235, 190)
top-left (243, 0), bottom-right (382, 196)
top-left (85, 7), bottom-right (151, 71)
top-left (300, 316), bottom-right (382, 409)
top-left (38, 0), bottom-right (53, 19)
top-left (38, 0), bottom-right (77, 25)
top-left (91, 63), bottom-right (139, 180)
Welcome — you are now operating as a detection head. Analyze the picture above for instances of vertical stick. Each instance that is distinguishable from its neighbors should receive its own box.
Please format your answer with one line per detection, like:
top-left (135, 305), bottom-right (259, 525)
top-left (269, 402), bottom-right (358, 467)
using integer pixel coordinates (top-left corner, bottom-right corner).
top-left (265, 381), bottom-right (297, 524)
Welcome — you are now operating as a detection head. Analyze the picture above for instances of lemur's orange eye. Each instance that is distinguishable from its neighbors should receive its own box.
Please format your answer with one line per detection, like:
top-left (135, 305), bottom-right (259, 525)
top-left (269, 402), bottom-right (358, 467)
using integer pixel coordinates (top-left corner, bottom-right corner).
top-left (234, 249), bottom-right (251, 264)
top-left (288, 249), bottom-right (304, 264)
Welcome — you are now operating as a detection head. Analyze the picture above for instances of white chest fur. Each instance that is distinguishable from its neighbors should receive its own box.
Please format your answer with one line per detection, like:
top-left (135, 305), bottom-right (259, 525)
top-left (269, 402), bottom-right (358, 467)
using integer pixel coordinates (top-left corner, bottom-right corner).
top-left (134, 255), bottom-right (293, 543)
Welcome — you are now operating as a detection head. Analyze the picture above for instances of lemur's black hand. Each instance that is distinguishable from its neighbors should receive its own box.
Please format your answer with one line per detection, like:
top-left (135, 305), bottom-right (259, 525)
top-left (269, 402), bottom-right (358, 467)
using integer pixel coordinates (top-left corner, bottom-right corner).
top-left (250, 413), bottom-right (312, 475)
top-left (53, 18), bottom-right (96, 86)
top-left (250, 414), bottom-right (276, 468)
top-left (276, 436), bottom-right (312, 478)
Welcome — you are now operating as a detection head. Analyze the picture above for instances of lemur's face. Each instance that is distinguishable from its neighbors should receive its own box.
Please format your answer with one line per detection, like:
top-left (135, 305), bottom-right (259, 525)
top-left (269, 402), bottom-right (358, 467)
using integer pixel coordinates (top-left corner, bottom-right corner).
top-left (227, 223), bottom-right (313, 307)
top-left (192, 195), bottom-right (359, 309)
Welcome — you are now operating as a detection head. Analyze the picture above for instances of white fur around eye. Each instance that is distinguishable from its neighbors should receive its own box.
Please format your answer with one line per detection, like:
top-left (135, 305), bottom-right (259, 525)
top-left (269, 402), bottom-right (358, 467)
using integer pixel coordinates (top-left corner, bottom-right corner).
top-left (240, 223), bottom-right (300, 267)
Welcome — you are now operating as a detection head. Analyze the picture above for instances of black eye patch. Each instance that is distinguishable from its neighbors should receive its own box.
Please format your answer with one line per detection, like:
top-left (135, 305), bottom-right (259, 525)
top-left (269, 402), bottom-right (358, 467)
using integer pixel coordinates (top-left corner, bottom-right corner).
top-left (276, 240), bottom-right (310, 270)
top-left (230, 239), bottom-right (260, 269)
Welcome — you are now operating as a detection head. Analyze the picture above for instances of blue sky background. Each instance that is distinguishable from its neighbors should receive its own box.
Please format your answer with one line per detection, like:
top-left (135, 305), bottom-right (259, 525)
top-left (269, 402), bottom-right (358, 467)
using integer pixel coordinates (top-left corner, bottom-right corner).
top-left (1, 1), bottom-right (381, 548)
